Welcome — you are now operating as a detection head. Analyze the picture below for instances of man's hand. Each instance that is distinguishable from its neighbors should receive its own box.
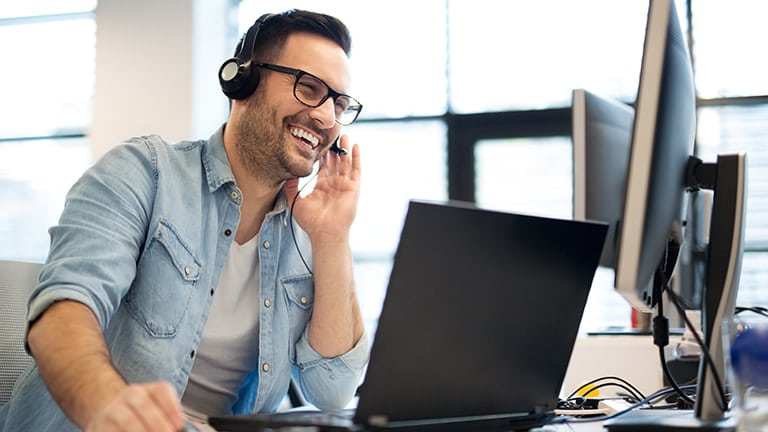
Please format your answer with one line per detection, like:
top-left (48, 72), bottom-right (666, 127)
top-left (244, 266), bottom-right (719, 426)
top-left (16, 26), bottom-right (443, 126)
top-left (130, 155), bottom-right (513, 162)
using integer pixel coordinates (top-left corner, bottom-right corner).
top-left (284, 134), bottom-right (361, 238)
top-left (85, 381), bottom-right (184, 432)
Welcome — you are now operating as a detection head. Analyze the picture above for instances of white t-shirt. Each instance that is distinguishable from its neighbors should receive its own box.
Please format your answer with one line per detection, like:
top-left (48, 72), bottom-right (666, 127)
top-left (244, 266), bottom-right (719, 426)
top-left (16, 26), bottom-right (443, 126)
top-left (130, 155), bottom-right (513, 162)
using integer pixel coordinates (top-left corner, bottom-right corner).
top-left (182, 235), bottom-right (261, 418)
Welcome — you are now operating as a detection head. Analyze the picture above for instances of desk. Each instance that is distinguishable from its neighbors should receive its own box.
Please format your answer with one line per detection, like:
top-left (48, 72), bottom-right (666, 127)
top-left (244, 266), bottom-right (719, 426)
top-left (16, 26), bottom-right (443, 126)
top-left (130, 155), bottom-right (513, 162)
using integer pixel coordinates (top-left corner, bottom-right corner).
top-left (204, 422), bottom-right (605, 432)
top-left (204, 415), bottom-right (609, 431)
top-left (533, 419), bottom-right (607, 432)
top-left (205, 422), bottom-right (604, 432)
top-left (563, 334), bottom-right (685, 398)
top-left (205, 412), bottom-right (739, 431)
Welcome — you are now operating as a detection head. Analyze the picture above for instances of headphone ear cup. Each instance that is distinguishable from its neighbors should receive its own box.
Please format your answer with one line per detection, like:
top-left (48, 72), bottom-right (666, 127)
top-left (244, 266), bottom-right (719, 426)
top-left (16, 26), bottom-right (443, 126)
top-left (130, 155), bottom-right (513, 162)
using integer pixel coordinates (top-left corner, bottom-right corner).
top-left (220, 12), bottom-right (276, 100)
top-left (219, 58), bottom-right (260, 99)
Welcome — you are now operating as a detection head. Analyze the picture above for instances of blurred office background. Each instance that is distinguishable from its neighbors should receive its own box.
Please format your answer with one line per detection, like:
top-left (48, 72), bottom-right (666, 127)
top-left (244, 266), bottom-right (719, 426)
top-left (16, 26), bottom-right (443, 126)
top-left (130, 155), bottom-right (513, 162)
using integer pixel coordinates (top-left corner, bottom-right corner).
top-left (1, 0), bottom-right (766, 336)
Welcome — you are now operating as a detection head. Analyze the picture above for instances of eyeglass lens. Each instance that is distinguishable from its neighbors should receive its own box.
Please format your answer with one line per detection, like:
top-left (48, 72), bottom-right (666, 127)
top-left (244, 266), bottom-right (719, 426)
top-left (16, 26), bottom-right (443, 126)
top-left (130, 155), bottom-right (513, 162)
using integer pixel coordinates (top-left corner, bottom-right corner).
top-left (294, 74), bottom-right (359, 125)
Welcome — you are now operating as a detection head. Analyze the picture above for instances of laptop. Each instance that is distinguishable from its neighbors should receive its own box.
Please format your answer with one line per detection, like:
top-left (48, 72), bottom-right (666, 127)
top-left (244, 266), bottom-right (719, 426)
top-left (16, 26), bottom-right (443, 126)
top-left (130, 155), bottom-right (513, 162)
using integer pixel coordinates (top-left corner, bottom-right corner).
top-left (209, 200), bottom-right (608, 431)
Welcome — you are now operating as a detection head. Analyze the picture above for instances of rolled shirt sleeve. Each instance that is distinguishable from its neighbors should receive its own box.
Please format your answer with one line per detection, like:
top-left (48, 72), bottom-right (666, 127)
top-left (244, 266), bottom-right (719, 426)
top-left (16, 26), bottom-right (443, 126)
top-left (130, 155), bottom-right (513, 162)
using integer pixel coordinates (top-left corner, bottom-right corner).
top-left (295, 327), bottom-right (369, 410)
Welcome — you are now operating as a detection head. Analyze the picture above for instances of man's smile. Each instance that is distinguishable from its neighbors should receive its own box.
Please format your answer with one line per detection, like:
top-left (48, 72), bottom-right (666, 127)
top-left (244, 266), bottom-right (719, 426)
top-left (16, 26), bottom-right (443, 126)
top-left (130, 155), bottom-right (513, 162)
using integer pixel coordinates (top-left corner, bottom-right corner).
top-left (289, 126), bottom-right (321, 149)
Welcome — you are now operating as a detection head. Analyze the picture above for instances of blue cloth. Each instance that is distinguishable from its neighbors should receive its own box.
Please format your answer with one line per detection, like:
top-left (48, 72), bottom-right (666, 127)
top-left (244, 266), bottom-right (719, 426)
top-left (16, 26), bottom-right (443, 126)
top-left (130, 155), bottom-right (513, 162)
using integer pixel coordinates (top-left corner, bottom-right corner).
top-left (0, 125), bottom-right (368, 431)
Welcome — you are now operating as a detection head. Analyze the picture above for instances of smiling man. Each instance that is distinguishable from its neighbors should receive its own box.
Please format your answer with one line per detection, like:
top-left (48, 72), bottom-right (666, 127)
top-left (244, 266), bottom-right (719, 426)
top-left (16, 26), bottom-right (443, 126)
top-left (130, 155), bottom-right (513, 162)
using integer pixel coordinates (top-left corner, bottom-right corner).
top-left (0, 9), bottom-right (368, 432)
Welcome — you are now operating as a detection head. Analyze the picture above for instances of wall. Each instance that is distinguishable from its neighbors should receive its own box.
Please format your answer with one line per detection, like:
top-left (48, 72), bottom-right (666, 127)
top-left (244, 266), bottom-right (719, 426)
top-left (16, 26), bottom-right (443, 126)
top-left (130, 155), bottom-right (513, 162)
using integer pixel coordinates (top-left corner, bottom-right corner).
top-left (90, 0), bottom-right (231, 158)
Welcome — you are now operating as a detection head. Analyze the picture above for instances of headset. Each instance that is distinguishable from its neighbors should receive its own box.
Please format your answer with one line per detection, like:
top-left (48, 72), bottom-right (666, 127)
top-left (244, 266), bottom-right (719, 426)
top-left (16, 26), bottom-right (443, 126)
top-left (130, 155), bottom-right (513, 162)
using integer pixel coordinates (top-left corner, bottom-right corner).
top-left (218, 13), bottom-right (276, 101)
top-left (218, 12), bottom-right (346, 155)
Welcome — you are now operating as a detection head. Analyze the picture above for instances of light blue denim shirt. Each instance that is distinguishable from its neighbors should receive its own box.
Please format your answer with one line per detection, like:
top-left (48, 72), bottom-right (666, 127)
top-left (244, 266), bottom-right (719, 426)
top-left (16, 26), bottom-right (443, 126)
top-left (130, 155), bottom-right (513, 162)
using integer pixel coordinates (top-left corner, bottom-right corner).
top-left (0, 125), bottom-right (369, 431)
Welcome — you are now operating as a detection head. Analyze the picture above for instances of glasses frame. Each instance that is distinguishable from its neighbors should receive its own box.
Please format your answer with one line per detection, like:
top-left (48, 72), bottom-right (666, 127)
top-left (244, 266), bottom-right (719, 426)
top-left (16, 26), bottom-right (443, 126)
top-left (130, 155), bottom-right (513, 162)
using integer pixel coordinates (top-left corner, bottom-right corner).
top-left (254, 62), bottom-right (363, 126)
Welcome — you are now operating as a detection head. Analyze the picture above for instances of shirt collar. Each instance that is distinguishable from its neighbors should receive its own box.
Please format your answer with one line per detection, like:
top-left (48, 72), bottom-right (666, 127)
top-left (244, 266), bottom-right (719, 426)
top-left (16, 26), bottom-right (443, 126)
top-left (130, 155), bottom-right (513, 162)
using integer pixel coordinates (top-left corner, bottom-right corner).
top-left (201, 124), bottom-right (289, 215)
top-left (202, 124), bottom-right (235, 193)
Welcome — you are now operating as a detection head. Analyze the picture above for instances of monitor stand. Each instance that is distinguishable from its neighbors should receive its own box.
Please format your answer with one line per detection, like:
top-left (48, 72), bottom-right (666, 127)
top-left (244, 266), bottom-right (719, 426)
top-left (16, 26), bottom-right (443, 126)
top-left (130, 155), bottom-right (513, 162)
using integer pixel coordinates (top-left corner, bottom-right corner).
top-left (605, 153), bottom-right (747, 432)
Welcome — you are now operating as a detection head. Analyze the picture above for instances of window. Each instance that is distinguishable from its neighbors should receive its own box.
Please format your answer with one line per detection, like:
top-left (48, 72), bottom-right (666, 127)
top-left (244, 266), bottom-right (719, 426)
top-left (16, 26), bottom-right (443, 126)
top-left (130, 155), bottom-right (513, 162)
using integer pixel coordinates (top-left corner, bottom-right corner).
top-left (237, 0), bottom-right (448, 119)
top-left (691, 2), bottom-right (768, 319)
top-left (695, 105), bottom-right (768, 309)
top-left (474, 137), bottom-right (572, 219)
top-left (447, 0), bottom-right (649, 112)
top-left (0, 2), bottom-right (96, 262)
top-left (346, 121), bottom-right (447, 330)
top-left (0, 138), bottom-right (92, 261)
top-left (238, 0), bottom-right (768, 335)
top-left (691, 1), bottom-right (768, 98)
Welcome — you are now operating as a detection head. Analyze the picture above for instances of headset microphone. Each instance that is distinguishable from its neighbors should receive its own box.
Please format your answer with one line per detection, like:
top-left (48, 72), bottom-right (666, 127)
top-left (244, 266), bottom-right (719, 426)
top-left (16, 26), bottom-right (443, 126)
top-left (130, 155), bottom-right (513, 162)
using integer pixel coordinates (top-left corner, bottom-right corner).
top-left (330, 136), bottom-right (347, 156)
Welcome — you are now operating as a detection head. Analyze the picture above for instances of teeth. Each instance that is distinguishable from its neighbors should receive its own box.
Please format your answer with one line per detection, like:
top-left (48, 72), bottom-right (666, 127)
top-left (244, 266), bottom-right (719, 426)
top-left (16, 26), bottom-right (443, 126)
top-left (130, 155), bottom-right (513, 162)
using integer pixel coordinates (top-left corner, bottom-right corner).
top-left (290, 127), bottom-right (319, 147)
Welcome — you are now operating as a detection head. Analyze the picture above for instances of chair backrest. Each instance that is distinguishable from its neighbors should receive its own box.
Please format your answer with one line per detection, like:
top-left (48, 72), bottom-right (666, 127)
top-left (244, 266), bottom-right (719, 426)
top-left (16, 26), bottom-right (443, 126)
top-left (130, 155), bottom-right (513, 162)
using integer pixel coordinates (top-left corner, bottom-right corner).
top-left (0, 260), bottom-right (42, 405)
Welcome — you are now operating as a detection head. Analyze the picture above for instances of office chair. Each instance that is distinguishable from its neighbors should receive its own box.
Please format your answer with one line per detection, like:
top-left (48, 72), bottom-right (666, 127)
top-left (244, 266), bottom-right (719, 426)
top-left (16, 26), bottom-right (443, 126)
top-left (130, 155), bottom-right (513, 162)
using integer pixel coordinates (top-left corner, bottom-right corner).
top-left (0, 260), bottom-right (42, 406)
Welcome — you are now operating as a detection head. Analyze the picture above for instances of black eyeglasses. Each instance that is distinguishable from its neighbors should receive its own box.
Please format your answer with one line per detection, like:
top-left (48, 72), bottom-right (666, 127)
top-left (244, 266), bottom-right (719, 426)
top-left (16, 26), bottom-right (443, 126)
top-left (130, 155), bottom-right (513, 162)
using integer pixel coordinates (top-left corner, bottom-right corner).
top-left (255, 62), bottom-right (363, 126)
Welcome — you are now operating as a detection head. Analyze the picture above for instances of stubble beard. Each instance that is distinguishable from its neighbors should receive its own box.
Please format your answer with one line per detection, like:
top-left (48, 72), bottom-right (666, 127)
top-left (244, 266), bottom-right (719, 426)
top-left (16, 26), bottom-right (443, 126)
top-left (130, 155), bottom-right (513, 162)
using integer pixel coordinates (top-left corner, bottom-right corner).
top-left (235, 96), bottom-right (317, 184)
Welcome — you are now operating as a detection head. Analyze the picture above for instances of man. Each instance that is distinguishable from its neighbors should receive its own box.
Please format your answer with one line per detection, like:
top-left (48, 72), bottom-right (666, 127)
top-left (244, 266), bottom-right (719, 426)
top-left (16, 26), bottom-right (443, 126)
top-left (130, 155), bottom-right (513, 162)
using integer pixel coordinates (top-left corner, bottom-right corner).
top-left (0, 9), bottom-right (368, 432)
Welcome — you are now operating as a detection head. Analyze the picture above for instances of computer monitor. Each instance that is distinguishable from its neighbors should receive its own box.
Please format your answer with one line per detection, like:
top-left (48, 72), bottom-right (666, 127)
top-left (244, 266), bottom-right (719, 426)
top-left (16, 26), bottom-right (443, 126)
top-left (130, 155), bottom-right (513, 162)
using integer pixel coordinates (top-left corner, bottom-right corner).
top-left (613, 0), bottom-right (696, 312)
top-left (575, 0), bottom-right (748, 429)
top-left (571, 88), bottom-right (634, 270)
top-left (572, 88), bottom-right (707, 313)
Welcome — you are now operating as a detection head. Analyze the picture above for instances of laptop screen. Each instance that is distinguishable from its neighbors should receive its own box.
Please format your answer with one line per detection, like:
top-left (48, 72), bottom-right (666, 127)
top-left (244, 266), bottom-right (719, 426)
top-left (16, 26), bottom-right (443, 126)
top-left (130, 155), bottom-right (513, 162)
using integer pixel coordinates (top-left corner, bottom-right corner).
top-left (354, 200), bottom-right (608, 424)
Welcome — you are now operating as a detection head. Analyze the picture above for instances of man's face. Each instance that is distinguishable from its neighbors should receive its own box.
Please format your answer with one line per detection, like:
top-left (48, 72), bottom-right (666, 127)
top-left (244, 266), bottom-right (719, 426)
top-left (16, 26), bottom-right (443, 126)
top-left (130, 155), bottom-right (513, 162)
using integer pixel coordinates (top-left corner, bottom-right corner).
top-left (234, 32), bottom-right (351, 182)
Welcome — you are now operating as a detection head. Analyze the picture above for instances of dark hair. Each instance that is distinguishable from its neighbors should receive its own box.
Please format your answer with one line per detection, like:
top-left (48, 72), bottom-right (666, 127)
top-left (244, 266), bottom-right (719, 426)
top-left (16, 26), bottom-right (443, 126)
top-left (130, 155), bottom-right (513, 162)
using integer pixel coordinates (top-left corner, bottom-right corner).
top-left (242, 9), bottom-right (352, 62)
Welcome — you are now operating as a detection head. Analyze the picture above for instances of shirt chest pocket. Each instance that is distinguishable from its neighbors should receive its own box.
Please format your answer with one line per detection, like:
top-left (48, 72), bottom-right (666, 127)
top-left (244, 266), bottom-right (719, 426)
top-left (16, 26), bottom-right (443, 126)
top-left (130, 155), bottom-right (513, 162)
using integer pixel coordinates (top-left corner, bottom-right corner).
top-left (281, 275), bottom-right (314, 342)
top-left (126, 219), bottom-right (202, 337)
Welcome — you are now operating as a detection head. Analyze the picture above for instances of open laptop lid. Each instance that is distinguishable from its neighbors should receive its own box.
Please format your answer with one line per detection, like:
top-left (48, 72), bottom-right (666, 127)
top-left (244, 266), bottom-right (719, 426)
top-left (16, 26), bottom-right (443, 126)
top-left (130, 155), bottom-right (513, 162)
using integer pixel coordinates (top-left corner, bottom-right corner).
top-left (353, 200), bottom-right (608, 426)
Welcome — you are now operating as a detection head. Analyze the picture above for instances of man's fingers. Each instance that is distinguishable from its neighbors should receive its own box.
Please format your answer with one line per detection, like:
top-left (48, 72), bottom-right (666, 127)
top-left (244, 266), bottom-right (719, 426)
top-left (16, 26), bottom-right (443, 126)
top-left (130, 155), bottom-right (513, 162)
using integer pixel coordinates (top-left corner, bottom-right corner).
top-left (148, 381), bottom-right (184, 430)
top-left (85, 382), bottom-right (183, 432)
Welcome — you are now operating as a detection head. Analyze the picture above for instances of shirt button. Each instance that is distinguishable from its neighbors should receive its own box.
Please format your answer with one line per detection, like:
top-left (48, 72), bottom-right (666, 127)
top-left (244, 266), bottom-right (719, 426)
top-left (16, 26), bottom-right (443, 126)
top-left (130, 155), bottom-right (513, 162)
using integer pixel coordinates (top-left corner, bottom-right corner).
top-left (224, 229), bottom-right (232, 236)
top-left (231, 191), bottom-right (239, 199)
top-left (263, 240), bottom-right (270, 249)
top-left (262, 363), bottom-right (270, 372)
top-left (264, 299), bottom-right (271, 308)
top-left (300, 296), bottom-right (308, 305)
top-left (184, 266), bottom-right (190, 275)
top-left (190, 350), bottom-right (195, 358)
top-left (210, 288), bottom-right (215, 296)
